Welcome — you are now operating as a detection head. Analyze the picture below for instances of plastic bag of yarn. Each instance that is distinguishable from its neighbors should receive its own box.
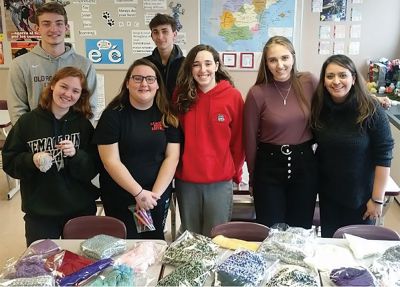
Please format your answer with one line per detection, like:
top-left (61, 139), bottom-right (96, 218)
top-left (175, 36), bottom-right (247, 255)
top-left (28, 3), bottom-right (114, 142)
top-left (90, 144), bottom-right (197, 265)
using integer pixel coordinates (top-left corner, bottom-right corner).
top-left (330, 266), bottom-right (377, 286)
top-left (21, 239), bottom-right (60, 259)
top-left (1, 254), bottom-right (51, 280)
top-left (369, 244), bottom-right (400, 286)
top-left (304, 243), bottom-right (358, 272)
top-left (162, 230), bottom-right (219, 266)
top-left (216, 249), bottom-right (278, 286)
top-left (115, 241), bottom-right (166, 273)
top-left (157, 259), bottom-right (214, 286)
top-left (0, 240), bottom-right (60, 281)
top-left (0, 274), bottom-right (55, 286)
top-left (257, 223), bottom-right (316, 267)
top-left (45, 250), bottom-right (94, 279)
top-left (0, 257), bottom-right (18, 280)
top-left (57, 257), bottom-right (113, 286)
top-left (128, 205), bottom-right (156, 233)
top-left (85, 264), bottom-right (134, 286)
top-left (344, 233), bottom-right (386, 259)
top-left (270, 223), bottom-right (315, 238)
top-left (80, 234), bottom-right (127, 260)
top-left (266, 264), bottom-right (320, 287)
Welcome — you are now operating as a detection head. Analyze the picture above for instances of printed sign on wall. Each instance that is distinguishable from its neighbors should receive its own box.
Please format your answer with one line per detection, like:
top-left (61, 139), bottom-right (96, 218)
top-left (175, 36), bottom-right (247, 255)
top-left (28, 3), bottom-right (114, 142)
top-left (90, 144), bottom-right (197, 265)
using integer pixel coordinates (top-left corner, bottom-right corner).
top-left (86, 39), bottom-right (124, 64)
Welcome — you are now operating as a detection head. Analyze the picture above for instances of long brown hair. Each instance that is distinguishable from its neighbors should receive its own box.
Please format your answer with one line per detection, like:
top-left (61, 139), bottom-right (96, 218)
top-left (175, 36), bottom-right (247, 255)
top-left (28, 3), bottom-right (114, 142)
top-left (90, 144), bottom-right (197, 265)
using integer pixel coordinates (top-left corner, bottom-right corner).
top-left (311, 54), bottom-right (376, 130)
top-left (39, 66), bottom-right (92, 119)
top-left (175, 44), bottom-right (234, 113)
top-left (255, 36), bottom-right (309, 113)
top-left (107, 58), bottom-right (179, 128)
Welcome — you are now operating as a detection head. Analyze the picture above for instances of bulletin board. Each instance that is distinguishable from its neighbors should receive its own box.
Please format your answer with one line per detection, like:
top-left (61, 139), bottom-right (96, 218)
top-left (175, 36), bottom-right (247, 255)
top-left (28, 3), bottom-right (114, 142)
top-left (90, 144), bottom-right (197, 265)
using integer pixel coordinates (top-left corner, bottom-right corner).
top-left (0, 0), bottom-right (198, 70)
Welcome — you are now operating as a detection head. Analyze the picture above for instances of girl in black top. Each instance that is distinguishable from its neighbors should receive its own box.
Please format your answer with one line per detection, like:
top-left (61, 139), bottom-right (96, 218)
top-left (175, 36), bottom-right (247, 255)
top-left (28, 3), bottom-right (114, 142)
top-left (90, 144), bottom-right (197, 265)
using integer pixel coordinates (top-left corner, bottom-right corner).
top-left (2, 67), bottom-right (99, 246)
top-left (93, 59), bottom-right (181, 239)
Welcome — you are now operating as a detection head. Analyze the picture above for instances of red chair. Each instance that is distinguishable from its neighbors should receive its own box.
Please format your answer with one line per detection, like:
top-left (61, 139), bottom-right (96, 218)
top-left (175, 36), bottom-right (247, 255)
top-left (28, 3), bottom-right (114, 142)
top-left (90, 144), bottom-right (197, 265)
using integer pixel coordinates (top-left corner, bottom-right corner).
top-left (210, 221), bottom-right (269, 241)
top-left (333, 224), bottom-right (400, 241)
top-left (63, 215), bottom-right (127, 239)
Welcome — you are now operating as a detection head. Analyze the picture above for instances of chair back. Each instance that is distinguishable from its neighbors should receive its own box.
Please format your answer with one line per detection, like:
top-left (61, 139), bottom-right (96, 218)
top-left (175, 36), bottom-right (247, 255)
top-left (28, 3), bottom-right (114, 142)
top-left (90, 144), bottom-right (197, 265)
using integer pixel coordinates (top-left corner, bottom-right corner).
top-left (210, 221), bottom-right (269, 241)
top-left (63, 215), bottom-right (127, 239)
top-left (0, 100), bottom-right (8, 110)
top-left (333, 224), bottom-right (400, 241)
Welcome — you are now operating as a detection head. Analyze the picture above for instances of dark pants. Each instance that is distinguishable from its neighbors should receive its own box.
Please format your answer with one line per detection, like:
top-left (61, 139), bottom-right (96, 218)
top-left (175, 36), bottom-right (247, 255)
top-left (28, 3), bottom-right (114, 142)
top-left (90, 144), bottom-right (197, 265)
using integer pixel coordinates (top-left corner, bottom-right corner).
top-left (24, 206), bottom-right (96, 247)
top-left (103, 188), bottom-right (172, 240)
top-left (319, 193), bottom-right (375, 238)
top-left (253, 141), bottom-right (318, 229)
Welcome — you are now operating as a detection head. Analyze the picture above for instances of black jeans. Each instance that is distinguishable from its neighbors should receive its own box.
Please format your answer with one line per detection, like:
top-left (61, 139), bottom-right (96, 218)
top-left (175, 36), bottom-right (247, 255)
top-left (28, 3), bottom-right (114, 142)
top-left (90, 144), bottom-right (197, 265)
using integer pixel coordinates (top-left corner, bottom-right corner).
top-left (253, 141), bottom-right (318, 229)
top-left (319, 193), bottom-right (375, 238)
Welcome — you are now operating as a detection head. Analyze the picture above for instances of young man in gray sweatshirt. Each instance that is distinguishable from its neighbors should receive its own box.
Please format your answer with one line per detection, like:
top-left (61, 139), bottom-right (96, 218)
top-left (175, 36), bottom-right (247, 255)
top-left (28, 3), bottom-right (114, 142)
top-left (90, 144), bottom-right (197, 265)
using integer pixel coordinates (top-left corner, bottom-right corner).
top-left (7, 2), bottom-right (98, 125)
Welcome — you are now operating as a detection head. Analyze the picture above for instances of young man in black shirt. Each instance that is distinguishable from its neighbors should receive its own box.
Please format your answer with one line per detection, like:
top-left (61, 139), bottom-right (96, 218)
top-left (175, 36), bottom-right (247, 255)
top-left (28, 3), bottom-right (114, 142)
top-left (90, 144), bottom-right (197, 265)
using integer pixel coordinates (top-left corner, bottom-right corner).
top-left (143, 13), bottom-right (185, 101)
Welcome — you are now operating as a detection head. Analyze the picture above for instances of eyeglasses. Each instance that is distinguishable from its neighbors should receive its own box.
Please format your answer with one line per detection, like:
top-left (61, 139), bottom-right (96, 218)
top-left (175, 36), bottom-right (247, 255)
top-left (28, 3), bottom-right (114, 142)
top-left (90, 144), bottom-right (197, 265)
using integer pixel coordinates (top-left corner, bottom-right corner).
top-left (130, 75), bottom-right (157, 84)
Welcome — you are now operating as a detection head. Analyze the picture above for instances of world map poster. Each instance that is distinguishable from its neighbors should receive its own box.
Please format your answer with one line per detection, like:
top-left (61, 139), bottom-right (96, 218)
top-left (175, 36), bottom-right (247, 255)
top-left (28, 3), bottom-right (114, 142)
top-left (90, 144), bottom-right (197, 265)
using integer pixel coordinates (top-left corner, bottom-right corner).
top-left (200, 0), bottom-right (296, 52)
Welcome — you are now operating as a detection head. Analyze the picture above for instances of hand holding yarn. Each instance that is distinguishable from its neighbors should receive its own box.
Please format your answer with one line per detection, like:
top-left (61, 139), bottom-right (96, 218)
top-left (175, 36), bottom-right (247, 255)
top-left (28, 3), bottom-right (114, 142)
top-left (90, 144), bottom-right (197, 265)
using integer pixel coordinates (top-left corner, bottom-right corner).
top-left (56, 140), bottom-right (76, 158)
top-left (33, 152), bottom-right (53, 172)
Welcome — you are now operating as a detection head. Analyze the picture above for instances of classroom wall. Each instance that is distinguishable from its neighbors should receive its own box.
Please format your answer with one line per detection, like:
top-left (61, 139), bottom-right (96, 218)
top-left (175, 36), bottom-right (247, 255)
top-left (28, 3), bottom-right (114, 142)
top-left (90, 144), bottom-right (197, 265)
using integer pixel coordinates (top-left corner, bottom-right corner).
top-left (1, 0), bottom-right (399, 101)
top-left (299, 0), bottom-right (400, 82)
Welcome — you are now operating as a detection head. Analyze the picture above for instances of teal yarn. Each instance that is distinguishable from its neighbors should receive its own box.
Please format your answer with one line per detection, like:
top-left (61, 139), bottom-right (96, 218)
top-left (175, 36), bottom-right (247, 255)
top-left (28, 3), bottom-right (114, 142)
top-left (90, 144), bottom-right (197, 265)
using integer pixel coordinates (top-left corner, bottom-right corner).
top-left (89, 264), bottom-right (134, 286)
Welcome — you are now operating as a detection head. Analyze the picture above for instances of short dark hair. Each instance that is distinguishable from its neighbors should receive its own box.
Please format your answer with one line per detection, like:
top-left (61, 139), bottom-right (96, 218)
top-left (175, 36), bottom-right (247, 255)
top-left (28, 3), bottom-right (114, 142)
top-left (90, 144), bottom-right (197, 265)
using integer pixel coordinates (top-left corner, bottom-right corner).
top-left (35, 2), bottom-right (68, 25)
top-left (149, 13), bottom-right (177, 32)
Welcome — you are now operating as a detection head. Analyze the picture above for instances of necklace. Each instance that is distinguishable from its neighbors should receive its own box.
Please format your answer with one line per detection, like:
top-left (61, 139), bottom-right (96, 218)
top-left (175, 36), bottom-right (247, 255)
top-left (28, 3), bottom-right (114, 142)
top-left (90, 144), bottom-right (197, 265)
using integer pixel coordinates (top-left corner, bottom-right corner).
top-left (273, 81), bottom-right (292, 106)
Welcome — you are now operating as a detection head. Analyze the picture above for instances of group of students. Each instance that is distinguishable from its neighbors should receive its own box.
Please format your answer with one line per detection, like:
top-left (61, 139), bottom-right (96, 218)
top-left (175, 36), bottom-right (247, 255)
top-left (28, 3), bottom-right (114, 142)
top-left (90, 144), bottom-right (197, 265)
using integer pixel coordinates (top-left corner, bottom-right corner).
top-left (2, 2), bottom-right (393, 246)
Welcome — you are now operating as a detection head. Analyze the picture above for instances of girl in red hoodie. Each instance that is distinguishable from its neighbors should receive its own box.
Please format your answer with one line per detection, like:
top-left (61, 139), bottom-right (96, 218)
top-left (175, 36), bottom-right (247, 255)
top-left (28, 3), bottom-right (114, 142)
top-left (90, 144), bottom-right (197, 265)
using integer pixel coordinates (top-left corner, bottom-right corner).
top-left (174, 44), bottom-right (245, 236)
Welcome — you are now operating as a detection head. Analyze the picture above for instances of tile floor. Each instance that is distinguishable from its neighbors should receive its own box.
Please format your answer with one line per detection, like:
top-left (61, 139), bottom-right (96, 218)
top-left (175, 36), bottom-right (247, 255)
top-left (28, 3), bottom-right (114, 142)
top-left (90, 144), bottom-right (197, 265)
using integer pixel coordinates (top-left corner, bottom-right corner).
top-left (0, 171), bottom-right (400, 269)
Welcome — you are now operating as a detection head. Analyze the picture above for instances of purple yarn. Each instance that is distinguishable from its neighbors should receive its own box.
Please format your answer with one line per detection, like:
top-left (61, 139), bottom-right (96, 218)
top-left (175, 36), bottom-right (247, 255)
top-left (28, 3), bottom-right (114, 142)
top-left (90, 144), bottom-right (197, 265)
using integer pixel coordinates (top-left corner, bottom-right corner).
top-left (330, 267), bottom-right (375, 286)
top-left (10, 256), bottom-right (50, 279)
top-left (57, 257), bottom-right (113, 286)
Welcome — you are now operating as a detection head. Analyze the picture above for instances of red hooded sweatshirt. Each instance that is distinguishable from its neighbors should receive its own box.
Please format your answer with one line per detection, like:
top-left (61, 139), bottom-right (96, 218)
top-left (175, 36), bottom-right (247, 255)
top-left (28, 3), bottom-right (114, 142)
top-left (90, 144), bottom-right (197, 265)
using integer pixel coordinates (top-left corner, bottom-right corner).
top-left (175, 80), bottom-right (245, 184)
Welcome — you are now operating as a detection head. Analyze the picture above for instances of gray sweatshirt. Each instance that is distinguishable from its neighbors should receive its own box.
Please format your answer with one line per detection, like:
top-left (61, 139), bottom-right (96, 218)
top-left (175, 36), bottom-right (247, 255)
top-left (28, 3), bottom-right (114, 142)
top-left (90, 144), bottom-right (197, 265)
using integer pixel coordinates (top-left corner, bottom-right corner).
top-left (7, 42), bottom-right (98, 125)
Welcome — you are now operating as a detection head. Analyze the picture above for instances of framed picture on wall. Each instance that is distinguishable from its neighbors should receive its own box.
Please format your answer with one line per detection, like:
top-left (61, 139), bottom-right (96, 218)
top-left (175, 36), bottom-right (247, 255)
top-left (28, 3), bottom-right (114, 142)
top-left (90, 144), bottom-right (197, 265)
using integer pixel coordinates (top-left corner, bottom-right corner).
top-left (240, 53), bottom-right (254, 69)
top-left (222, 53), bottom-right (237, 68)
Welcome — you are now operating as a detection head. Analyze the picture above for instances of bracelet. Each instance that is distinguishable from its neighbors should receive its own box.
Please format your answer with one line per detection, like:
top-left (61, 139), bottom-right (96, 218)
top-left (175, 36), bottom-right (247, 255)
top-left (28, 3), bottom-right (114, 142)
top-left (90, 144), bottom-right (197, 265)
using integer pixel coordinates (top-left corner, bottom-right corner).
top-left (371, 198), bottom-right (384, 205)
top-left (134, 188), bottom-right (143, 197)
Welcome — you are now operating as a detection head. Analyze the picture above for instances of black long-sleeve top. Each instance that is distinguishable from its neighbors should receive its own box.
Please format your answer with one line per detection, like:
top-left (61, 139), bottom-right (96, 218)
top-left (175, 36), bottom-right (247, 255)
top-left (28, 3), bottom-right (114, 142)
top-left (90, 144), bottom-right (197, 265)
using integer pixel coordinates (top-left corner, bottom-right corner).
top-left (314, 93), bottom-right (394, 209)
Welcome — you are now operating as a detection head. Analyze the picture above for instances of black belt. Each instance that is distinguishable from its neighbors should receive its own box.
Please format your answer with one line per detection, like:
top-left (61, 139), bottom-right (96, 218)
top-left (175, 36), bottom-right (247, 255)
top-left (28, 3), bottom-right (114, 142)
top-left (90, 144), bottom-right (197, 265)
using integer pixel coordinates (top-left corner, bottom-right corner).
top-left (258, 140), bottom-right (315, 156)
